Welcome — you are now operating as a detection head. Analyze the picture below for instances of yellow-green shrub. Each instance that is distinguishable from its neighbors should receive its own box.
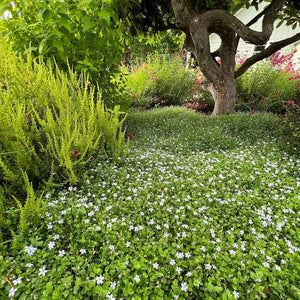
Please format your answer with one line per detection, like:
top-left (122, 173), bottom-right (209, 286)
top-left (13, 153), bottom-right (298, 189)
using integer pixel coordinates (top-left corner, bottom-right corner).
top-left (124, 54), bottom-right (195, 107)
top-left (0, 41), bottom-right (128, 201)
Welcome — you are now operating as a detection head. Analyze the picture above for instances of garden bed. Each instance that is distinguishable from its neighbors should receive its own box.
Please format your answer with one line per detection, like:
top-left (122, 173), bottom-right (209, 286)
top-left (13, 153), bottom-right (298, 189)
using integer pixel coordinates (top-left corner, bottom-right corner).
top-left (1, 107), bottom-right (299, 299)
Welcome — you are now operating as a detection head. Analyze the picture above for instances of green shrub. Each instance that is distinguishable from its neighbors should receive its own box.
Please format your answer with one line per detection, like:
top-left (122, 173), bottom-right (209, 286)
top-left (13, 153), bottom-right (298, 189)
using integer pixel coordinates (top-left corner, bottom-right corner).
top-left (0, 41), bottom-right (128, 200)
top-left (281, 104), bottom-right (300, 150)
top-left (236, 61), bottom-right (299, 113)
top-left (0, 0), bottom-right (134, 108)
top-left (125, 54), bottom-right (195, 107)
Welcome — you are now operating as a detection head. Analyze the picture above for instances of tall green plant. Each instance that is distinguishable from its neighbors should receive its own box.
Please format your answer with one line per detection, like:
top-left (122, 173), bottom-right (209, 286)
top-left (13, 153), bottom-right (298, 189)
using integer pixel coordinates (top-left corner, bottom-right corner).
top-left (0, 41), bottom-right (128, 201)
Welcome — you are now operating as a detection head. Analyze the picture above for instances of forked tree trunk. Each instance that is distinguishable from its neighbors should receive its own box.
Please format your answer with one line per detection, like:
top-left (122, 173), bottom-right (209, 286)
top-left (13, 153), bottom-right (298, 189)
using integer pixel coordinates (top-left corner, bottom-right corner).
top-left (170, 0), bottom-right (290, 116)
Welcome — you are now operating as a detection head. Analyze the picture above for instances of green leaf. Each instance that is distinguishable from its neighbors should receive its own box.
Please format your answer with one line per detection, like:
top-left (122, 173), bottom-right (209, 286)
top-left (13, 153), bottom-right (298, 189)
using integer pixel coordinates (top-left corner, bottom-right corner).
top-left (38, 38), bottom-right (48, 54)
top-left (78, 0), bottom-right (93, 7)
top-left (83, 20), bottom-right (96, 32)
top-left (57, 17), bottom-right (72, 33)
top-left (99, 8), bottom-right (111, 22)
top-left (52, 40), bottom-right (64, 52)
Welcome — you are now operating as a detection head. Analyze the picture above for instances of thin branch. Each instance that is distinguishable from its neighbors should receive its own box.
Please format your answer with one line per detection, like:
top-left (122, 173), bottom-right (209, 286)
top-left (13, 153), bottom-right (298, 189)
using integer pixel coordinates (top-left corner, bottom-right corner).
top-left (246, 0), bottom-right (276, 27)
top-left (235, 33), bottom-right (300, 78)
top-left (235, 0), bottom-right (276, 52)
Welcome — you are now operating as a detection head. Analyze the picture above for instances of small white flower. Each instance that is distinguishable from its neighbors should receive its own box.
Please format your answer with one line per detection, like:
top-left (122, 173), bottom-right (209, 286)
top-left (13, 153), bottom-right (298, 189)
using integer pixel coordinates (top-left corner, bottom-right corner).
top-left (110, 281), bottom-right (117, 289)
top-left (79, 249), bottom-right (86, 255)
top-left (58, 250), bottom-right (66, 257)
top-left (175, 252), bottom-right (184, 259)
top-left (126, 242), bottom-right (131, 247)
top-left (96, 275), bottom-right (104, 285)
top-left (48, 241), bottom-right (55, 250)
top-left (53, 234), bottom-right (60, 240)
top-left (233, 290), bottom-right (239, 298)
top-left (274, 265), bottom-right (281, 271)
top-left (229, 250), bottom-right (236, 255)
top-left (9, 287), bottom-right (17, 297)
top-left (134, 275), bottom-right (140, 282)
top-left (25, 245), bottom-right (37, 256)
top-left (88, 211), bottom-right (95, 217)
top-left (200, 246), bottom-right (206, 252)
top-left (262, 262), bottom-right (269, 268)
top-left (170, 259), bottom-right (176, 266)
top-left (13, 277), bottom-right (22, 285)
top-left (163, 233), bottom-right (169, 238)
top-left (186, 272), bottom-right (192, 277)
top-left (176, 267), bottom-right (182, 274)
top-left (38, 266), bottom-right (47, 277)
top-left (181, 282), bottom-right (188, 292)
top-left (26, 263), bottom-right (33, 268)
top-left (153, 262), bottom-right (159, 270)
top-left (109, 245), bottom-right (115, 251)
top-left (106, 293), bottom-right (115, 300)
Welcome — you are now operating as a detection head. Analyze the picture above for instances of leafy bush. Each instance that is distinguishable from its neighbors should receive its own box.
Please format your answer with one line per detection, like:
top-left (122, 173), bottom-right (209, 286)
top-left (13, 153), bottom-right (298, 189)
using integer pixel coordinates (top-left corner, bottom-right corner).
top-left (236, 58), bottom-right (299, 113)
top-left (0, 0), bottom-right (136, 108)
top-left (0, 41), bottom-right (128, 200)
top-left (125, 30), bottom-right (185, 64)
top-left (281, 104), bottom-right (300, 150)
top-left (125, 54), bottom-right (195, 107)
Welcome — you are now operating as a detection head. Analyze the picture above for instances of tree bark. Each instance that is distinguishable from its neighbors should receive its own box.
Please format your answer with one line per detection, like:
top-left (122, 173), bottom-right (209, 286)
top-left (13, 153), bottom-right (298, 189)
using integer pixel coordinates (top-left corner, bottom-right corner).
top-left (170, 0), bottom-right (294, 116)
top-left (206, 76), bottom-right (237, 116)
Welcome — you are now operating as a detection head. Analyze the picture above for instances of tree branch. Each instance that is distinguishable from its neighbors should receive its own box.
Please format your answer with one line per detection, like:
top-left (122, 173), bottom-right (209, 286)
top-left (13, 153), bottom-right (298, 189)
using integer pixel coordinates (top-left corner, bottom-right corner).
top-left (235, 33), bottom-right (300, 78)
top-left (191, 1), bottom-right (285, 48)
top-left (246, 0), bottom-right (276, 27)
top-left (235, 0), bottom-right (276, 52)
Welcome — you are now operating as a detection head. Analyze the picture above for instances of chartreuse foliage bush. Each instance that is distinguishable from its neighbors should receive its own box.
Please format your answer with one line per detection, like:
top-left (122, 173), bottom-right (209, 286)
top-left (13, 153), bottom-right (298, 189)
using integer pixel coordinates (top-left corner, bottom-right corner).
top-left (0, 40), bottom-right (128, 239)
top-left (124, 54), bottom-right (195, 107)
top-left (1, 108), bottom-right (299, 299)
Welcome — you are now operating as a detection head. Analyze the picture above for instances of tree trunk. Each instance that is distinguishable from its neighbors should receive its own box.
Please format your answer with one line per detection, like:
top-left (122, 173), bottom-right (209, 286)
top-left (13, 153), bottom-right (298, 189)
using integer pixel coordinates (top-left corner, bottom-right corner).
top-left (209, 77), bottom-right (236, 116)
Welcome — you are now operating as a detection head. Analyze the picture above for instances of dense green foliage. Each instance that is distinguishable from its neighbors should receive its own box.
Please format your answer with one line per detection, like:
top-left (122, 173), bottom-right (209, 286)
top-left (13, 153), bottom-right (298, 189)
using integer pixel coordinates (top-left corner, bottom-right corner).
top-left (0, 0), bottom-right (138, 104)
top-left (1, 108), bottom-right (299, 299)
top-left (0, 41), bottom-right (128, 200)
top-left (124, 54), bottom-right (195, 107)
top-left (281, 105), bottom-right (300, 149)
top-left (125, 30), bottom-right (184, 64)
top-left (236, 61), bottom-right (300, 113)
